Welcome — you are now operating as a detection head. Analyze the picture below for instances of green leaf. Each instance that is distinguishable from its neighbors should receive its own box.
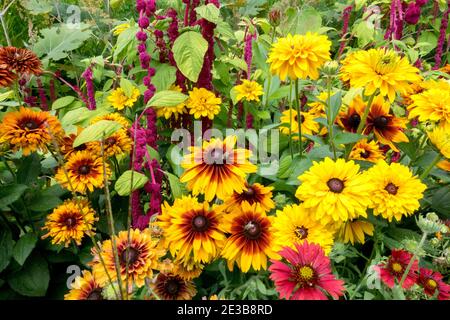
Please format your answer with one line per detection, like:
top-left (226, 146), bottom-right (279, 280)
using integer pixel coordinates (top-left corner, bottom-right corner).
top-left (22, 0), bottom-right (52, 15)
top-left (73, 120), bottom-right (122, 147)
top-left (0, 184), bottom-right (28, 207)
top-left (52, 96), bottom-right (75, 110)
top-left (328, 91), bottom-right (342, 123)
top-left (431, 187), bottom-right (450, 216)
top-left (289, 7), bottom-right (322, 35)
top-left (28, 195), bottom-right (62, 212)
top-left (146, 146), bottom-right (160, 162)
top-left (354, 21), bottom-right (375, 48)
top-left (334, 132), bottom-right (366, 145)
top-left (115, 170), bottom-right (149, 196)
top-left (165, 172), bottom-right (186, 199)
top-left (172, 31), bottom-right (208, 82)
top-left (195, 4), bottom-right (222, 24)
top-left (8, 253), bottom-right (50, 297)
top-left (146, 90), bottom-right (188, 108)
top-left (13, 233), bottom-right (38, 266)
top-left (114, 26), bottom-right (139, 61)
top-left (0, 228), bottom-right (13, 273)
top-left (152, 64), bottom-right (177, 91)
top-left (17, 154), bottom-right (41, 185)
top-left (120, 78), bottom-right (134, 97)
top-left (33, 24), bottom-right (92, 62)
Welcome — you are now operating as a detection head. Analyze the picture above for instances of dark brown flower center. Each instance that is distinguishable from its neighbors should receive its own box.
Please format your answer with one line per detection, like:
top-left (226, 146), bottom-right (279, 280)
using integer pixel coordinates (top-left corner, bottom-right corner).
top-left (165, 279), bottom-right (180, 295)
top-left (374, 116), bottom-right (389, 128)
top-left (243, 186), bottom-right (255, 197)
top-left (105, 137), bottom-right (116, 145)
top-left (86, 289), bottom-right (103, 300)
top-left (294, 226), bottom-right (308, 240)
top-left (21, 119), bottom-right (39, 130)
top-left (244, 221), bottom-right (261, 240)
top-left (348, 113), bottom-right (361, 129)
top-left (360, 150), bottom-right (371, 159)
top-left (192, 215), bottom-right (209, 232)
top-left (120, 247), bottom-right (139, 265)
top-left (64, 216), bottom-right (77, 228)
top-left (207, 148), bottom-right (228, 165)
top-left (327, 178), bottom-right (344, 193)
top-left (385, 182), bottom-right (398, 195)
top-left (294, 114), bottom-right (305, 123)
top-left (74, 144), bottom-right (87, 152)
top-left (78, 165), bottom-right (91, 175)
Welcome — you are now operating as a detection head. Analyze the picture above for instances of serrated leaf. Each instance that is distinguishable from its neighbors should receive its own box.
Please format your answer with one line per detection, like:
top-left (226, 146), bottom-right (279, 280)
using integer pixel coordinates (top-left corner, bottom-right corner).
top-left (73, 120), bottom-right (122, 147)
top-left (115, 170), bottom-right (149, 196)
top-left (172, 31), bottom-right (208, 82)
top-left (52, 96), bottom-right (75, 110)
top-left (13, 233), bottom-right (38, 266)
top-left (146, 90), bottom-right (188, 108)
top-left (195, 4), bottom-right (222, 24)
top-left (33, 24), bottom-right (92, 62)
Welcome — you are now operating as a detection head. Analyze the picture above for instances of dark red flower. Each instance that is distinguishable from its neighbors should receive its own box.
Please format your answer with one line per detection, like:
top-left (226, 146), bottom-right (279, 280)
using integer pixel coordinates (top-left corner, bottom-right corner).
top-left (417, 268), bottom-right (450, 300)
top-left (375, 249), bottom-right (418, 289)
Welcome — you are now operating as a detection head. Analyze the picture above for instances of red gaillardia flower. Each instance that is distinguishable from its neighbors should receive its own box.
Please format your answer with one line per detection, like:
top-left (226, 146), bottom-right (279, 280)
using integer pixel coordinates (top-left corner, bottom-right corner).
top-left (269, 241), bottom-right (345, 300)
top-left (417, 268), bottom-right (450, 300)
top-left (375, 249), bottom-right (418, 289)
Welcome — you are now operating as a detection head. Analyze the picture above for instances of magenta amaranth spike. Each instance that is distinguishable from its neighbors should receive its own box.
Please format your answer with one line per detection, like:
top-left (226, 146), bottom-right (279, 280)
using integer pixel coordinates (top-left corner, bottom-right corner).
top-left (244, 32), bottom-right (256, 79)
top-left (434, 5), bottom-right (450, 70)
top-left (36, 77), bottom-right (48, 111)
top-left (338, 5), bottom-right (353, 58)
top-left (405, 2), bottom-right (421, 25)
top-left (82, 66), bottom-right (96, 110)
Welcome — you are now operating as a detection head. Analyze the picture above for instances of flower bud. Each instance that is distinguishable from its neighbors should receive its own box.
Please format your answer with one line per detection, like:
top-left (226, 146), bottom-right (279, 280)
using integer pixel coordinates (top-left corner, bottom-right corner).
top-left (417, 213), bottom-right (443, 234)
top-left (322, 60), bottom-right (339, 76)
top-left (269, 9), bottom-right (281, 26)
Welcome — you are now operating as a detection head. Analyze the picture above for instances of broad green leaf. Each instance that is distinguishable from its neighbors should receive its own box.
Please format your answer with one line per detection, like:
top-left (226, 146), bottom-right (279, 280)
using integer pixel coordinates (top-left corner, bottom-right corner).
top-left (0, 91), bottom-right (13, 102)
top-left (0, 228), bottom-right (13, 273)
top-left (152, 64), bottom-right (177, 91)
top-left (22, 0), bottom-right (52, 15)
top-left (328, 91), bottom-right (342, 123)
top-left (431, 187), bottom-right (450, 216)
top-left (195, 4), bottom-right (222, 24)
top-left (289, 7), bottom-right (322, 35)
top-left (114, 26), bottom-right (139, 61)
top-left (115, 170), bottom-right (149, 196)
top-left (120, 78), bottom-right (134, 97)
top-left (165, 172), bottom-right (186, 199)
top-left (52, 96), bottom-right (75, 110)
top-left (8, 253), bottom-right (50, 297)
top-left (28, 195), bottom-right (62, 212)
top-left (172, 31), bottom-right (208, 82)
top-left (73, 120), bottom-right (122, 147)
top-left (33, 24), bottom-right (92, 62)
top-left (146, 146), bottom-right (160, 162)
top-left (354, 21), bottom-right (375, 48)
top-left (17, 154), bottom-right (41, 185)
top-left (0, 184), bottom-right (28, 208)
top-left (146, 90), bottom-right (188, 108)
top-left (334, 132), bottom-right (366, 145)
top-left (13, 234), bottom-right (38, 266)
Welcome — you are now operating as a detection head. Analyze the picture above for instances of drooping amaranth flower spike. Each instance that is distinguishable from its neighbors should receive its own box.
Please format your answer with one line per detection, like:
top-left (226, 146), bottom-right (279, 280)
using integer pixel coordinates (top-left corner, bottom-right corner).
top-left (82, 65), bottom-right (96, 110)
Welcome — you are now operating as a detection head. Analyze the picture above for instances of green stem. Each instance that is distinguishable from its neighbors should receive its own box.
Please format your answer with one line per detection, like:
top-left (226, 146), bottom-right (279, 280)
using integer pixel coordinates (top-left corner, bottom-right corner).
top-left (398, 232), bottom-right (427, 289)
top-left (288, 82), bottom-right (293, 159)
top-left (326, 77), bottom-right (337, 159)
top-left (349, 237), bottom-right (377, 300)
top-left (0, 14), bottom-right (11, 46)
top-left (264, 26), bottom-right (276, 110)
top-left (100, 138), bottom-right (125, 300)
top-left (294, 79), bottom-right (302, 158)
top-left (419, 153), bottom-right (442, 180)
top-left (345, 92), bottom-right (377, 160)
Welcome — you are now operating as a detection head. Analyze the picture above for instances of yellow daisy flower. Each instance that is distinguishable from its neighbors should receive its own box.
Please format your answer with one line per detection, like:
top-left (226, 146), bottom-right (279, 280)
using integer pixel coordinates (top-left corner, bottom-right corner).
top-left (267, 32), bottom-right (331, 80)
top-left (408, 80), bottom-right (450, 128)
top-left (221, 182), bottom-right (275, 214)
top-left (221, 203), bottom-right (276, 272)
top-left (271, 204), bottom-right (335, 254)
top-left (107, 87), bottom-right (140, 110)
top-left (0, 106), bottom-right (63, 156)
top-left (427, 126), bottom-right (450, 159)
top-left (340, 48), bottom-right (421, 102)
top-left (91, 229), bottom-right (165, 288)
top-left (295, 157), bottom-right (373, 225)
top-left (91, 113), bottom-right (130, 128)
top-left (180, 135), bottom-right (257, 201)
top-left (150, 272), bottom-right (197, 300)
top-left (337, 219), bottom-right (374, 245)
top-left (280, 109), bottom-right (319, 140)
top-left (157, 195), bottom-right (226, 264)
top-left (349, 139), bottom-right (385, 163)
top-left (64, 270), bottom-right (103, 300)
top-left (366, 161), bottom-right (427, 222)
top-left (87, 129), bottom-right (133, 158)
top-left (42, 199), bottom-right (97, 247)
top-left (234, 79), bottom-right (264, 102)
top-left (155, 85), bottom-right (187, 119)
top-left (186, 87), bottom-right (222, 120)
top-left (55, 151), bottom-right (111, 194)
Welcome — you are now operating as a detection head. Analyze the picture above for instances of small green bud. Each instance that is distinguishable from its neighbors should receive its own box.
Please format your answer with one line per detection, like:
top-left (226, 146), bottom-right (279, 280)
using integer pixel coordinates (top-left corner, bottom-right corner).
top-left (417, 214), bottom-right (442, 234)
